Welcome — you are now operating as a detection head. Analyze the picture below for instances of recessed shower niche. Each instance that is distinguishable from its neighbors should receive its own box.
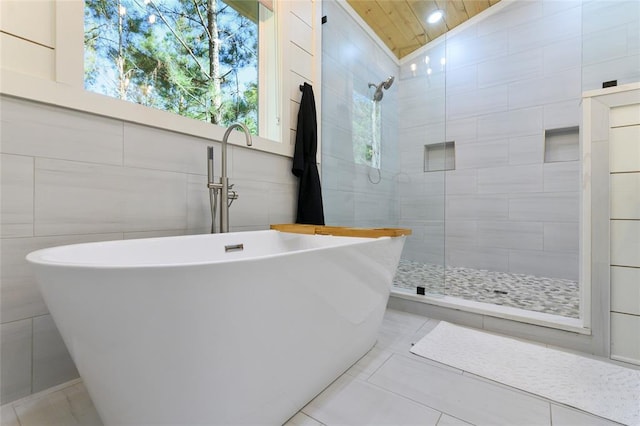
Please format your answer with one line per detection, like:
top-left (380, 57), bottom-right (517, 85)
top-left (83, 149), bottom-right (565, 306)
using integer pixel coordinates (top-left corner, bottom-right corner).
top-left (424, 141), bottom-right (455, 172)
top-left (544, 126), bottom-right (579, 163)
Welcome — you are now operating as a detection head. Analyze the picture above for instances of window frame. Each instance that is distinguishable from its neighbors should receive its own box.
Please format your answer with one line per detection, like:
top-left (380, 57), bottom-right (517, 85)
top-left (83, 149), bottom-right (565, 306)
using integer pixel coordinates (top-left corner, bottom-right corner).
top-left (1, 0), bottom-right (291, 157)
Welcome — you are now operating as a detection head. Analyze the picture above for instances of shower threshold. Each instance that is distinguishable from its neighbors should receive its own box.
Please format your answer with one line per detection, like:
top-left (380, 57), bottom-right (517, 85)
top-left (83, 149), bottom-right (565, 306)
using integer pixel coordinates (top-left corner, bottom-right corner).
top-left (391, 259), bottom-right (587, 334)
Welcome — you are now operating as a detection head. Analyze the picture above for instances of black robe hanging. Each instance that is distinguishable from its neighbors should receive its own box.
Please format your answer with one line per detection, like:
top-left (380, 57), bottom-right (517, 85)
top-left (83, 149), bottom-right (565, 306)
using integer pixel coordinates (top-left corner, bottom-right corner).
top-left (292, 83), bottom-right (325, 225)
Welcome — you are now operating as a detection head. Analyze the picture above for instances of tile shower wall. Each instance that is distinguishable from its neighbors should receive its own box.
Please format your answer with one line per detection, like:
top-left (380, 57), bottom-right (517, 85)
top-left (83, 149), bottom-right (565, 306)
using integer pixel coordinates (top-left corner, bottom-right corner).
top-left (321, 0), bottom-right (400, 228)
top-left (0, 95), bottom-right (297, 404)
top-left (397, 0), bottom-right (640, 280)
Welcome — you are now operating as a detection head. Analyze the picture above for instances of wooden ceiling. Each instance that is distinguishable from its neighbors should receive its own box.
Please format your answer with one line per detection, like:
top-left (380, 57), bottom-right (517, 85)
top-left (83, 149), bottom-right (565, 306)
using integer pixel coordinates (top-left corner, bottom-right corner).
top-left (347, 0), bottom-right (501, 59)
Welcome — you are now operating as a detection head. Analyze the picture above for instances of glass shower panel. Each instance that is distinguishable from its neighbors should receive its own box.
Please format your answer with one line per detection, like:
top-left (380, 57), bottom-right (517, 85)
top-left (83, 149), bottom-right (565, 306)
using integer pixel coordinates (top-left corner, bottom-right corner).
top-left (441, 0), bottom-right (583, 317)
top-left (320, 0), bottom-right (399, 230)
top-left (394, 41), bottom-right (447, 297)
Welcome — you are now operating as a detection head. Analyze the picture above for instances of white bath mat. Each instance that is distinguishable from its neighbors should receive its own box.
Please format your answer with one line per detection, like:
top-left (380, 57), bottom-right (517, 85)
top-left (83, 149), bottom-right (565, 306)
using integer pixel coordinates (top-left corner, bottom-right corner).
top-left (410, 322), bottom-right (640, 425)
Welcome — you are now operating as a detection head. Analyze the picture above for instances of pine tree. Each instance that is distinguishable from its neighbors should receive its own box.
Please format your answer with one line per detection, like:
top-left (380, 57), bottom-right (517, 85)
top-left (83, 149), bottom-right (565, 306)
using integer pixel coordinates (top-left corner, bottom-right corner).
top-left (84, 0), bottom-right (258, 130)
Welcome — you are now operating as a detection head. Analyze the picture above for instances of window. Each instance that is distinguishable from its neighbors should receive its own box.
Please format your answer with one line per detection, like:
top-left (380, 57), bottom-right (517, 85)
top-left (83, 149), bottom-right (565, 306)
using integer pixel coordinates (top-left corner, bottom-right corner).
top-left (84, 0), bottom-right (276, 136)
top-left (352, 91), bottom-right (381, 169)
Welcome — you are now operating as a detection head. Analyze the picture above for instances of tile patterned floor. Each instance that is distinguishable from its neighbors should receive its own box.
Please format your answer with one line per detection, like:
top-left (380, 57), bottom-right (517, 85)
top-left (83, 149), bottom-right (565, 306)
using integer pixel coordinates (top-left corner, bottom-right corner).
top-left (393, 259), bottom-right (580, 318)
top-left (0, 309), bottom-right (617, 426)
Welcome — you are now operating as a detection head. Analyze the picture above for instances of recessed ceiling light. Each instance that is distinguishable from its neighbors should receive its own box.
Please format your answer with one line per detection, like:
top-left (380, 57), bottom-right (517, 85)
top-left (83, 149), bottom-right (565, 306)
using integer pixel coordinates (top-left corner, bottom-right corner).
top-left (427, 10), bottom-right (443, 24)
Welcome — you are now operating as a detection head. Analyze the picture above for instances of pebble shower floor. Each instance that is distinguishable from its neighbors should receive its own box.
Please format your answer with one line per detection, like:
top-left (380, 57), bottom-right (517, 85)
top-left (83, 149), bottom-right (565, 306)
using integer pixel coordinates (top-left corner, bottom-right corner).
top-left (393, 259), bottom-right (580, 318)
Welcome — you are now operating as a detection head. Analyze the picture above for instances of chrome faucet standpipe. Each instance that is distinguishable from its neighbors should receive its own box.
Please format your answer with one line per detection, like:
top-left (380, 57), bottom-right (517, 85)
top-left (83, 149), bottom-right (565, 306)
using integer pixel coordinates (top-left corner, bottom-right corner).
top-left (208, 123), bottom-right (252, 234)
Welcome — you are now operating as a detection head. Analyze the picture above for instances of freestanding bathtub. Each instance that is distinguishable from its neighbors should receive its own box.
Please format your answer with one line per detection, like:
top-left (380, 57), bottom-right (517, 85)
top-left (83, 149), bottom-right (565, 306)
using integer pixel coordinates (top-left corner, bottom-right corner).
top-left (27, 229), bottom-right (406, 425)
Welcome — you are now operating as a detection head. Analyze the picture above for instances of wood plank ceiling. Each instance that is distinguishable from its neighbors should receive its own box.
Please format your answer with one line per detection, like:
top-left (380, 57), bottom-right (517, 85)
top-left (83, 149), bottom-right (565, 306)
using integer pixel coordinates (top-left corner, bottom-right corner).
top-left (347, 0), bottom-right (501, 59)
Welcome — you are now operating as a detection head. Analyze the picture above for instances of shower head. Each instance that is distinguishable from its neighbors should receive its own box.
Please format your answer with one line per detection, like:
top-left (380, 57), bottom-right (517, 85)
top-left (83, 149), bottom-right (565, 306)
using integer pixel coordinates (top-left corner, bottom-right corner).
top-left (382, 75), bottom-right (394, 90)
top-left (369, 75), bottom-right (395, 101)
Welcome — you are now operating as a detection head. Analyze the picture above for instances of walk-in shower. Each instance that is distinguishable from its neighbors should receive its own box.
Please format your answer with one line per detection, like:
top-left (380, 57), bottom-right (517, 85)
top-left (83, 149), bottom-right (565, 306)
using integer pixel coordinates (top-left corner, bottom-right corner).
top-left (321, 0), bottom-right (640, 325)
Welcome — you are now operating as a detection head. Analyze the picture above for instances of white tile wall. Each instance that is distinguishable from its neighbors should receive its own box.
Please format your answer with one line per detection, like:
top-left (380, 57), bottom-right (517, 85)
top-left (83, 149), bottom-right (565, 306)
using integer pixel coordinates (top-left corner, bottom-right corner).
top-left (508, 193), bottom-right (578, 222)
top-left (477, 221), bottom-right (543, 251)
top-left (123, 123), bottom-right (219, 175)
top-left (543, 161), bottom-right (580, 193)
top-left (0, 97), bottom-right (123, 165)
top-left (508, 67), bottom-right (581, 110)
top-left (0, 154), bottom-right (34, 238)
top-left (507, 6), bottom-right (581, 53)
top-left (455, 139), bottom-right (510, 170)
top-left (543, 100), bottom-right (580, 131)
top-left (0, 96), bottom-right (297, 404)
top-left (476, 107), bottom-right (543, 141)
top-left (582, 26), bottom-right (629, 66)
top-left (32, 315), bottom-right (78, 393)
top-left (543, 222), bottom-right (579, 253)
top-left (33, 158), bottom-right (187, 236)
top-left (476, 164), bottom-right (543, 194)
top-left (446, 195), bottom-right (509, 221)
top-left (0, 233), bottom-right (121, 324)
top-left (446, 247), bottom-right (510, 272)
top-left (0, 319), bottom-right (32, 402)
top-left (543, 37), bottom-right (581, 77)
top-left (508, 249), bottom-right (579, 280)
top-left (508, 135), bottom-right (544, 166)
top-left (395, 0), bottom-right (638, 280)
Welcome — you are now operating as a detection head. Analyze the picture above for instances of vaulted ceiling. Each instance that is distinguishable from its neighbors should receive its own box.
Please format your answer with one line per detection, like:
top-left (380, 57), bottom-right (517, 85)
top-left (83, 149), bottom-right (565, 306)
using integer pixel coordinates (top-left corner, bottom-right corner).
top-left (346, 0), bottom-right (501, 59)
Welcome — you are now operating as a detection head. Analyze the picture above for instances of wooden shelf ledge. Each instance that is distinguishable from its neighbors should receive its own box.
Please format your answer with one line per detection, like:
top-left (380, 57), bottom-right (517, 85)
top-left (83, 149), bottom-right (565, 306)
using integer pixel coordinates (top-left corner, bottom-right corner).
top-left (270, 224), bottom-right (412, 238)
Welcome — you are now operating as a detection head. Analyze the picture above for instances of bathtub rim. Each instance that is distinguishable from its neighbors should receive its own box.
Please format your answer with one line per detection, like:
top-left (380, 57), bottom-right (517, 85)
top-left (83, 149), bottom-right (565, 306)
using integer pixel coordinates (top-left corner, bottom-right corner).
top-left (25, 229), bottom-right (397, 269)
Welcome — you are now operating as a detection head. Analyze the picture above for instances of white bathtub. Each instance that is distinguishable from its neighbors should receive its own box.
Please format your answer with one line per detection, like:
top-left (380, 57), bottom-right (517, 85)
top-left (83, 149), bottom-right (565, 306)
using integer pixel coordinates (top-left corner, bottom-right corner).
top-left (27, 229), bottom-right (405, 425)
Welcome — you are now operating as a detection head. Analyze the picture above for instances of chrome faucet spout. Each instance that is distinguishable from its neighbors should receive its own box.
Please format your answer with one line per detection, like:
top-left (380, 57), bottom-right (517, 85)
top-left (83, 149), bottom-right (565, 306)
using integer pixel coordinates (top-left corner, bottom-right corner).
top-left (220, 123), bottom-right (252, 233)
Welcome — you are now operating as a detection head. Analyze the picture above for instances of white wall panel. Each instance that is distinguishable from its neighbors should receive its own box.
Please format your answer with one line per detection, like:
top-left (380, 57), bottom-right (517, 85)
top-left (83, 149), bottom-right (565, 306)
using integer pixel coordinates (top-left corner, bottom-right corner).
top-left (610, 125), bottom-right (640, 173)
top-left (611, 266), bottom-right (640, 316)
top-left (290, 13), bottom-right (313, 53)
top-left (0, 33), bottom-right (54, 81)
top-left (610, 103), bottom-right (640, 128)
top-left (289, 0), bottom-right (313, 26)
top-left (0, 0), bottom-right (55, 48)
top-left (610, 220), bottom-right (640, 268)
top-left (611, 312), bottom-right (640, 364)
top-left (290, 42), bottom-right (313, 81)
top-left (611, 173), bottom-right (640, 220)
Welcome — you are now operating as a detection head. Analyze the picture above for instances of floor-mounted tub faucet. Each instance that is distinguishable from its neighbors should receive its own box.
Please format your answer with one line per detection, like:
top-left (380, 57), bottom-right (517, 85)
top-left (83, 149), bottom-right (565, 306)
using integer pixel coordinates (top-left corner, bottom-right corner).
top-left (207, 123), bottom-right (252, 233)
